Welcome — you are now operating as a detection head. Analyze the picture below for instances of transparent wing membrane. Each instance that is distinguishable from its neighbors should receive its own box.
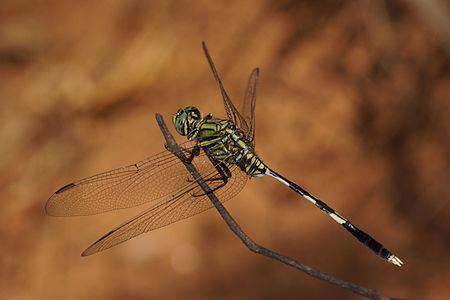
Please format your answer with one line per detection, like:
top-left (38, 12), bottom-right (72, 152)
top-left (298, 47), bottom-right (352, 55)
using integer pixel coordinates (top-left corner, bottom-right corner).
top-left (47, 141), bottom-right (212, 216)
top-left (201, 42), bottom-right (250, 135)
top-left (46, 140), bottom-right (248, 255)
top-left (242, 68), bottom-right (259, 142)
top-left (82, 164), bottom-right (247, 255)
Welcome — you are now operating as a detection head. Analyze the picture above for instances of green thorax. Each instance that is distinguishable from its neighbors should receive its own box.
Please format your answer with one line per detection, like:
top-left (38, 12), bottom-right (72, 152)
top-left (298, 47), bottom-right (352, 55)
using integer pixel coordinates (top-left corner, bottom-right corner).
top-left (189, 116), bottom-right (267, 177)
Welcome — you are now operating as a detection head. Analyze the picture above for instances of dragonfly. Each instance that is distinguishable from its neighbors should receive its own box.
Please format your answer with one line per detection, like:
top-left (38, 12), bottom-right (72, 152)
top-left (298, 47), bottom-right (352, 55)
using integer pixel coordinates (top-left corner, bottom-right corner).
top-left (46, 42), bottom-right (403, 267)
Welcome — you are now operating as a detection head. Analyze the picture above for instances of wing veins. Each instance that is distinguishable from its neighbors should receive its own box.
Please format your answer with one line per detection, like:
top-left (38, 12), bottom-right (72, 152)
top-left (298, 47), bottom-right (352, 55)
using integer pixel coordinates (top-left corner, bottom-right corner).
top-left (46, 141), bottom-right (203, 216)
top-left (201, 42), bottom-right (250, 134)
top-left (82, 155), bottom-right (245, 255)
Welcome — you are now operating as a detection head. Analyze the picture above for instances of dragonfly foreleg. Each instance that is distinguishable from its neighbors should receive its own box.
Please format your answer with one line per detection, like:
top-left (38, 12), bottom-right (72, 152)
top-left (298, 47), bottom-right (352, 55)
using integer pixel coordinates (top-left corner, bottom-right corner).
top-left (166, 143), bottom-right (201, 164)
top-left (191, 151), bottom-right (232, 197)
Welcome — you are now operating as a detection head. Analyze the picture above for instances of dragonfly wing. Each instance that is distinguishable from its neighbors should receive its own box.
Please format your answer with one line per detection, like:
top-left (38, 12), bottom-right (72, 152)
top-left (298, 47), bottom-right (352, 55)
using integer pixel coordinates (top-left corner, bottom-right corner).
top-left (82, 163), bottom-right (247, 255)
top-left (202, 42), bottom-right (250, 134)
top-left (46, 141), bottom-right (206, 216)
top-left (242, 68), bottom-right (259, 143)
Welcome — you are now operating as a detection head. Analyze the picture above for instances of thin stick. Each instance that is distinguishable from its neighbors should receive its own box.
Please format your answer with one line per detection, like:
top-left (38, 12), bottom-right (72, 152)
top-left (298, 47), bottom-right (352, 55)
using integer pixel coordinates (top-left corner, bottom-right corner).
top-left (156, 113), bottom-right (398, 300)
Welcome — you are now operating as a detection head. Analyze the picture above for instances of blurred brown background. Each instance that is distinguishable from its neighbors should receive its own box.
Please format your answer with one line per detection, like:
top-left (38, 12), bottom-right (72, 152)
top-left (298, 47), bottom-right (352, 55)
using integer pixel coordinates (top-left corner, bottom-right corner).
top-left (1, 1), bottom-right (449, 299)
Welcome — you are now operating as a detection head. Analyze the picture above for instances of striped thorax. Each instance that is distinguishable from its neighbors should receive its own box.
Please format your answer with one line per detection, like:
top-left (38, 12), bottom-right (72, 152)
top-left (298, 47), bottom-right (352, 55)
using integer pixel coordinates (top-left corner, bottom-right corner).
top-left (173, 106), bottom-right (266, 177)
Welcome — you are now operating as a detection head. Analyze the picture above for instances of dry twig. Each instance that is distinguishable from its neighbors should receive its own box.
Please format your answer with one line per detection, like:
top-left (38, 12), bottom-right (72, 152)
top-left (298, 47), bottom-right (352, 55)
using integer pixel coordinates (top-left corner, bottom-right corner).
top-left (156, 113), bottom-right (398, 300)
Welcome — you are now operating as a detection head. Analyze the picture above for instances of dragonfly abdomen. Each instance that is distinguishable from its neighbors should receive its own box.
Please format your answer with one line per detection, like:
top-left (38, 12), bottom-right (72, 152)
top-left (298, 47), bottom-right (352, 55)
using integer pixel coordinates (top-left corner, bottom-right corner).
top-left (224, 127), bottom-right (267, 177)
top-left (238, 152), bottom-right (266, 177)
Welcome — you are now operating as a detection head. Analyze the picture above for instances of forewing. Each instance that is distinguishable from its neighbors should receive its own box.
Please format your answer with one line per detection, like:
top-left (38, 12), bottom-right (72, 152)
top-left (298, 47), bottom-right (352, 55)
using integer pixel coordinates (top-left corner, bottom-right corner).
top-left (242, 68), bottom-right (259, 143)
top-left (46, 141), bottom-right (202, 216)
top-left (202, 42), bottom-right (250, 133)
top-left (82, 163), bottom-right (247, 256)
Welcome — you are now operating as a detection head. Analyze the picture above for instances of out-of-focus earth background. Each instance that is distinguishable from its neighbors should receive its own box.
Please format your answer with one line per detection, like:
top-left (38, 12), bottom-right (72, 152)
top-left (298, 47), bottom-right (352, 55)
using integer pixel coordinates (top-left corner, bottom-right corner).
top-left (1, 1), bottom-right (449, 299)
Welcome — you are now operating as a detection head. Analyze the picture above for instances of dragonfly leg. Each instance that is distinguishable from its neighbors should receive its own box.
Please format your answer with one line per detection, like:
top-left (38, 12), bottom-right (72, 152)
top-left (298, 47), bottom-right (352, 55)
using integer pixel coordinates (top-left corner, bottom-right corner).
top-left (192, 162), bottom-right (231, 197)
top-left (166, 143), bottom-right (201, 164)
top-left (184, 145), bottom-right (201, 163)
top-left (192, 151), bottom-right (232, 197)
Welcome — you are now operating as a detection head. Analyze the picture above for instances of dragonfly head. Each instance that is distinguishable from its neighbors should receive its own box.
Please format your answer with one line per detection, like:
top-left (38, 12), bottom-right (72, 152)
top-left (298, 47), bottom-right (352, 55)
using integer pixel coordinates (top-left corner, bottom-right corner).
top-left (173, 106), bottom-right (201, 136)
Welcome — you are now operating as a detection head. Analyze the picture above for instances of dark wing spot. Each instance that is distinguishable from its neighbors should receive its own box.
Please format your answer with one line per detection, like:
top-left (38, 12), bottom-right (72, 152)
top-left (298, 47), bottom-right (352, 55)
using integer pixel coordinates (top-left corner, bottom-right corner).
top-left (55, 182), bottom-right (76, 194)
